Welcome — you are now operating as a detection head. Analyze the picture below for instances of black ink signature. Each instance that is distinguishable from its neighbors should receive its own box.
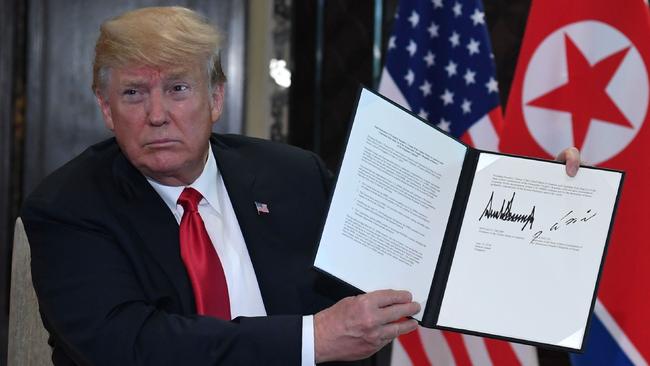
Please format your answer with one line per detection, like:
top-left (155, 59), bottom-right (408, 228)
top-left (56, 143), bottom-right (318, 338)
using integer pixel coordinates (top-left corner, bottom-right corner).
top-left (479, 191), bottom-right (536, 231)
top-left (531, 209), bottom-right (597, 244)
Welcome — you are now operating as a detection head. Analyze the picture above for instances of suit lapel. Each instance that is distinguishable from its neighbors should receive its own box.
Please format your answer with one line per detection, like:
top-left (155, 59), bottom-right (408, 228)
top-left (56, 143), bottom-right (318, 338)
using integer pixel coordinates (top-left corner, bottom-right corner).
top-left (211, 137), bottom-right (303, 315)
top-left (112, 153), bottom-right (195, 313)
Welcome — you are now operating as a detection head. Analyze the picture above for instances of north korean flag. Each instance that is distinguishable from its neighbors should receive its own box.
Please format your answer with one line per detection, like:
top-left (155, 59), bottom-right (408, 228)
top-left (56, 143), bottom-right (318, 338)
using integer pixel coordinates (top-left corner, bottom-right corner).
top-left (500, 0), bottom-right (650, 364)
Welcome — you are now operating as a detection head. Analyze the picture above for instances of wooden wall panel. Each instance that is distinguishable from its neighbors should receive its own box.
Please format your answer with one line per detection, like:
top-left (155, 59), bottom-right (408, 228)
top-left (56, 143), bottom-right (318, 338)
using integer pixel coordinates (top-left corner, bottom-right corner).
top-left (24, 0), bottom-right (247, 195)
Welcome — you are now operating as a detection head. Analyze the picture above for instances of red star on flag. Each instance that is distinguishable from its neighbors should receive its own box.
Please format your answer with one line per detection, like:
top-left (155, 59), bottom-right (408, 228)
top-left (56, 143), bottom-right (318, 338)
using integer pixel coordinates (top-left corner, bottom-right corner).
top-left (527, 34), bottom-right (634, 149)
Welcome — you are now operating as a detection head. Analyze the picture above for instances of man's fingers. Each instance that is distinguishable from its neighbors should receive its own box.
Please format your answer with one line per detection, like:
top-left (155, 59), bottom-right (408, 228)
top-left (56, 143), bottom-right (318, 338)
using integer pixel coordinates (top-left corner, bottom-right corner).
top-left (555, 146), bottom-right (576, 162)
top-left (360, 290), bottom-right (418, 325)
top-left (378, 301), bottom-right (421, 323)
top-left (379, 319), bottom-right (419, 342)
top-left (555, 146), bottom-right (580, 177)
top-left (393, 319), bottom-right (419, 336)
top-left (367, 289), bottom-right (413, 308)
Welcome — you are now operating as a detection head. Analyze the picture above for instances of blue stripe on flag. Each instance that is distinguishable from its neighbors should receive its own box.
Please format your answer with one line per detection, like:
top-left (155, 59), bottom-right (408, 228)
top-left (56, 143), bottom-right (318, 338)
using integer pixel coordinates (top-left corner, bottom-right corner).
top-left (571, 315), bottom-right (634, 366)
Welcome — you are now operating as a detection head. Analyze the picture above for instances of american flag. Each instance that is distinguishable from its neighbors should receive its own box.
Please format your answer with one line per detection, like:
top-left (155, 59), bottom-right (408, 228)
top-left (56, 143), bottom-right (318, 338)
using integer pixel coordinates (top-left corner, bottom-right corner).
top-left (379, 0), bottom-right (503, 150)
top-left (255, 202), bottom-right (269, 215)
top-left (379, 0), bottom-right (537, 365)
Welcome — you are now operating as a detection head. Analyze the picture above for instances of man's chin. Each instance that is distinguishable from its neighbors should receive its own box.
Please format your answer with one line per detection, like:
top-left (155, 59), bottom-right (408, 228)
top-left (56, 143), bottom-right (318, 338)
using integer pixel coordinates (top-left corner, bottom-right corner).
top-left (137, 159), bottom-right (200, 186)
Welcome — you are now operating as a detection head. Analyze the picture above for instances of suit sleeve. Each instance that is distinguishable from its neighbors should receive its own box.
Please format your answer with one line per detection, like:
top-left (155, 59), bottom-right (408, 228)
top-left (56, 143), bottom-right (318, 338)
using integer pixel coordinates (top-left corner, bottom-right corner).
top-left (22, 197), bottom-right (303, 366)
top-left (309, 152), bottom-right (335, 197)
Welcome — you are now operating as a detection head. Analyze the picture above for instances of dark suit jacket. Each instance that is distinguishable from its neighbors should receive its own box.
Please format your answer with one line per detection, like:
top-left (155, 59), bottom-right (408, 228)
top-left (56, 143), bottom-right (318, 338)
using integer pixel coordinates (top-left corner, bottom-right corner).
top-left (21, 134), bottom-right (344, 366)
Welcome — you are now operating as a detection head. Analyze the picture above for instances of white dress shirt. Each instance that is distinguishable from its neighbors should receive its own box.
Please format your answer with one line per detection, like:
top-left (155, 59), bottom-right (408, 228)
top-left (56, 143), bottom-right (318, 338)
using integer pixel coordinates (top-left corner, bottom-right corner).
top-left (146, 145), bottom-right (315, 365)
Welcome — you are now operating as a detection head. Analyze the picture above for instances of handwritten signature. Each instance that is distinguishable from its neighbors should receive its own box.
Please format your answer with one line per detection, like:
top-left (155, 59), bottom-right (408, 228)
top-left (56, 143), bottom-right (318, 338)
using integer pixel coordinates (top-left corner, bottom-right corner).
top-left (531, 210), bottom-right (597, 244)
top-left (479, 191), bottom-right (536, 231)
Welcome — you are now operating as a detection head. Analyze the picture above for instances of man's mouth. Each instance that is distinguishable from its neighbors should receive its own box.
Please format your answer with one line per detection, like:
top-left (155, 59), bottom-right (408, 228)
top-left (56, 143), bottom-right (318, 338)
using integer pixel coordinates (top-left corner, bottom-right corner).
top-left (144, 139), bottom-right (179, 148)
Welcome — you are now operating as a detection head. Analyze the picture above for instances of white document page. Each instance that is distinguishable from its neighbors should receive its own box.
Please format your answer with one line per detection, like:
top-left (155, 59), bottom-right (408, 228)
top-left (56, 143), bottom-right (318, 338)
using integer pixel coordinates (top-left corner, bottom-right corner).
top-left (314, 89), bottom-right (467, 320)
top-left (437, 153), bottom-right (621, 348)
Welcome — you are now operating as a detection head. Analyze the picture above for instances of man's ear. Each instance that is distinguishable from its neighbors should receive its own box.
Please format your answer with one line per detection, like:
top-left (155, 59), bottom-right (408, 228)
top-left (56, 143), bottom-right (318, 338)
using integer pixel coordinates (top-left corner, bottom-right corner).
top-left (210, 83), bottom-right (225, 124)
top-left (95, 91), bottom-right (115, 131)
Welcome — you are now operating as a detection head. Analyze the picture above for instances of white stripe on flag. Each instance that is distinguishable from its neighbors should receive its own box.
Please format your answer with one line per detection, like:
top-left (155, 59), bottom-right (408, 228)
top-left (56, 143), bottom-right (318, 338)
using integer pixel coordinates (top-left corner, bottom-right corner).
top-left (421, 328), bottom-right (457, 365)
top-left (389, 337), bottom-right (413, 366)
top-left (466, 112), bottom-right (500, 151)
top-left (462, 334), bottom-right (494, 366)
top-left (378, 70), bottom-right (411, 111)
top-left (511, 343), bottom-right (539, 366)
top-left (594, 299), bottom-right (648, 366)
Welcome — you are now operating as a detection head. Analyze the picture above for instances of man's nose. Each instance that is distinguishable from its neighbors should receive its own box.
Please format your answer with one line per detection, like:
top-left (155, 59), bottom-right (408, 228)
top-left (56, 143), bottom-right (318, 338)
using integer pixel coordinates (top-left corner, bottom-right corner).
top-left (146, 89), bottom-right (168, 126)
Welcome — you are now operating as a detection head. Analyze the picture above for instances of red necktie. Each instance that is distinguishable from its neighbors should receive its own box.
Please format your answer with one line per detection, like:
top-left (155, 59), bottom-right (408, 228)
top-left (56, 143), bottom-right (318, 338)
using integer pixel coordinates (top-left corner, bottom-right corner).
top-left (177, 187), bottom-right (231, 320)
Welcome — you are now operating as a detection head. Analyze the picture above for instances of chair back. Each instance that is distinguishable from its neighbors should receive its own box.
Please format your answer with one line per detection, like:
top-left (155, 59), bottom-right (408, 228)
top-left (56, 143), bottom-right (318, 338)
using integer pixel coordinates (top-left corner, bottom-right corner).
top-left (7, 218), bottom-right (52, 366)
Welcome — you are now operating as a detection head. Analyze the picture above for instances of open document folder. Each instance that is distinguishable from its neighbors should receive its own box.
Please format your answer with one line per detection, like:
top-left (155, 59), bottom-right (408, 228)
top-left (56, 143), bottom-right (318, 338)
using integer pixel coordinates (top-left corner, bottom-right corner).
top-left (313, 87), bottom-right (624, 352)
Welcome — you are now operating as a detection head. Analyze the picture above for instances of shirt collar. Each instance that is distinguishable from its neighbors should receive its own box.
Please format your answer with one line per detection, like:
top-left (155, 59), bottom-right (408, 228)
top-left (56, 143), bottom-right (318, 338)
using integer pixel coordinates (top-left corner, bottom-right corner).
top-left (146, 144), bottom-right (221, 216)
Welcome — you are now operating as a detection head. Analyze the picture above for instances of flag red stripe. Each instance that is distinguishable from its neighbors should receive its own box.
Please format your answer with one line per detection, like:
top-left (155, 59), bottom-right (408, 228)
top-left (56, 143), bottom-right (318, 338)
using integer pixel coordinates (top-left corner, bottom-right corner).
top-left (460, 132), bottom-right (475, 146)
top-left (397, 331), bottom-right (432, 366)
top-left (441, 331), bottom-right (472, 366)
top-left (484, 338), bottom-right (522, 366)
top-left (488, 106), bottom-right (505, 137)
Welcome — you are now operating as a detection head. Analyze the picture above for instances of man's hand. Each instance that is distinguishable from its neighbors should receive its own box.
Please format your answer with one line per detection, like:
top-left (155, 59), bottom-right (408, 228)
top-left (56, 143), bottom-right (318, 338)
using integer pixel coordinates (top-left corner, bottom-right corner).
top-left (555, 147), bottom-right (581, 177)
top-left (314, 289), bottom-right (420, 363)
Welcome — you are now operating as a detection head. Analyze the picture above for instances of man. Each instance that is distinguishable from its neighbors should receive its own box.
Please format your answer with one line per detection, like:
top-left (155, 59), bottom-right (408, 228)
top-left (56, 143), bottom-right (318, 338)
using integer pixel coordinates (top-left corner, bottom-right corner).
top-left (22, 7), bottom-right (419, 365)
top-left (21, 6), bottom-right (581, 366)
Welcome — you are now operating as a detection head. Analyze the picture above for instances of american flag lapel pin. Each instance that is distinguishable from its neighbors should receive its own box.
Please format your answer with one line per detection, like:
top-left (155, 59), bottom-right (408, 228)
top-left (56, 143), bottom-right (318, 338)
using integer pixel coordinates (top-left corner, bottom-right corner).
top-left (255, 201), bottom-right (270, 215)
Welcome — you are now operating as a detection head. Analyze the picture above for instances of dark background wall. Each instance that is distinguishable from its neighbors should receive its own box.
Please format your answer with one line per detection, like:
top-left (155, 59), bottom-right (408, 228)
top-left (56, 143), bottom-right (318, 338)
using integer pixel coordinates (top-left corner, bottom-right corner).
top-left (0, 1), bottom-right (573, 365)
top-left (0, 0), bottom-right (18, 363)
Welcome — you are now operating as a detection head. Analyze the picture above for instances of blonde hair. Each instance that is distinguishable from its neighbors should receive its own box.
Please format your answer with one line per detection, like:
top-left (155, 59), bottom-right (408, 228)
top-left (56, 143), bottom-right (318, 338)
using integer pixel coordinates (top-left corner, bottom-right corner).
top-left (92, 6), bottom-right (226, 93)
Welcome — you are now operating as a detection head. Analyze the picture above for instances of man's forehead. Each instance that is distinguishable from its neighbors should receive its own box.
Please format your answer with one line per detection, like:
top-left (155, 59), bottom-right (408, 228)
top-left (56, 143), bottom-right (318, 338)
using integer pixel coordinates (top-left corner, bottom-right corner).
top-left (113, 65), bottom-right (198, 82)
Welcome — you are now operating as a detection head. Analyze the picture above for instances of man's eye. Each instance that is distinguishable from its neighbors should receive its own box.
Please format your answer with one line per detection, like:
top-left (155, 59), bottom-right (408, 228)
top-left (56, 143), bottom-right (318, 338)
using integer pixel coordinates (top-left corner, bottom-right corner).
top-left (121, 89), bottom-right (144, 102)
top-left (172, 85), bottom-right (189, 92)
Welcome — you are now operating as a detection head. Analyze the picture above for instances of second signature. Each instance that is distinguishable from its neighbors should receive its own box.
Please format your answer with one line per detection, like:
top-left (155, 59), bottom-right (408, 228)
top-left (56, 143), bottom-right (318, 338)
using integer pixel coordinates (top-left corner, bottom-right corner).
top-left (531, 209), bottom-right (597, 244)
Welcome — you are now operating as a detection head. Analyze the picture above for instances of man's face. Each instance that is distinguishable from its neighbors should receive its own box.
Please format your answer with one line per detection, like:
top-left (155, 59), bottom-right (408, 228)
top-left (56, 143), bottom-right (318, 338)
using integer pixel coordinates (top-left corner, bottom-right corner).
top-left (97, 64), bottom-right (223, 186)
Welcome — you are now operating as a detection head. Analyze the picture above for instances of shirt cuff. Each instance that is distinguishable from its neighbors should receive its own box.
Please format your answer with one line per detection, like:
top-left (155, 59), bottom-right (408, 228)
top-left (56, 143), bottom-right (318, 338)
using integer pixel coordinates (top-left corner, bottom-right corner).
top-left (301, 315), bottom-right (316, 366)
